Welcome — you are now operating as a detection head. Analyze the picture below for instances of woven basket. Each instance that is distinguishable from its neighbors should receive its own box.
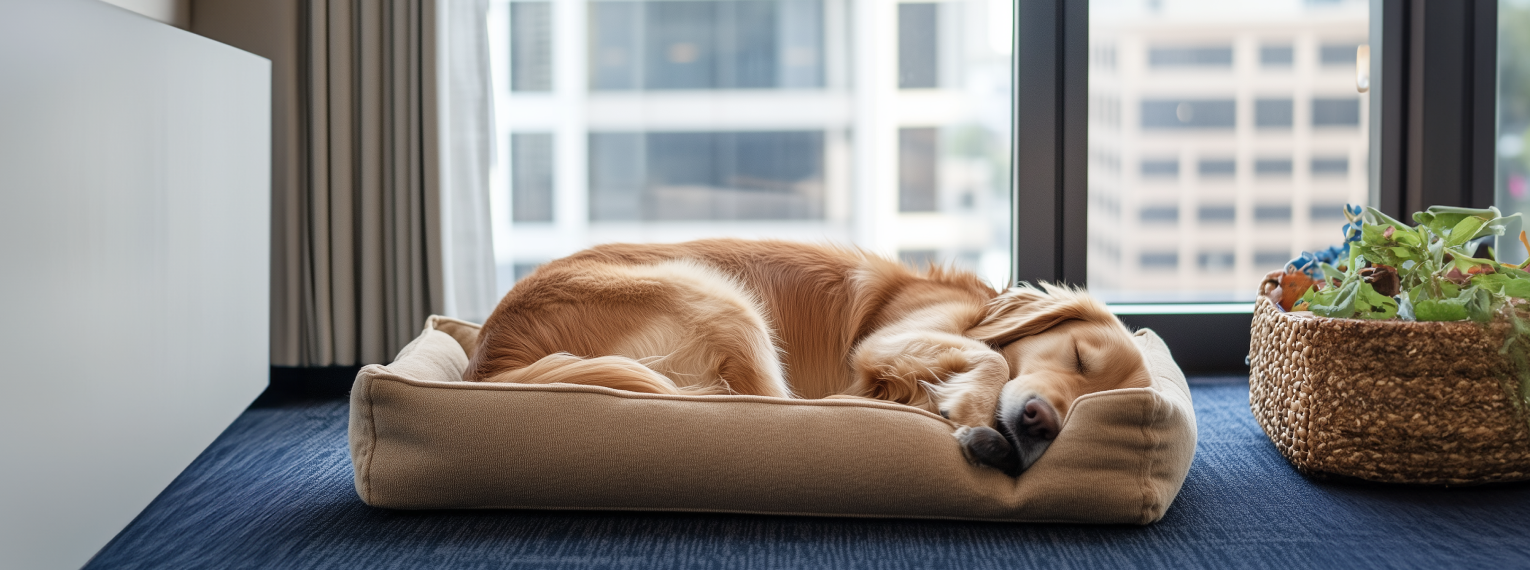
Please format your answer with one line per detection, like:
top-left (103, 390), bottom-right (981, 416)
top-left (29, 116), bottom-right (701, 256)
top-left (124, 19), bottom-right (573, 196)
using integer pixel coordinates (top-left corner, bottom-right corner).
top-left (1248, 296), bottom-right (1530, 484)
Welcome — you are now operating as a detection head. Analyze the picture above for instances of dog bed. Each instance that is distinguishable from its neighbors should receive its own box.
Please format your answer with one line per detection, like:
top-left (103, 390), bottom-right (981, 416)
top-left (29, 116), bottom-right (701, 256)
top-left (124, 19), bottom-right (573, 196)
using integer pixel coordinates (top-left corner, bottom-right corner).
top-left (348, 316), bottom-right (1197, 524)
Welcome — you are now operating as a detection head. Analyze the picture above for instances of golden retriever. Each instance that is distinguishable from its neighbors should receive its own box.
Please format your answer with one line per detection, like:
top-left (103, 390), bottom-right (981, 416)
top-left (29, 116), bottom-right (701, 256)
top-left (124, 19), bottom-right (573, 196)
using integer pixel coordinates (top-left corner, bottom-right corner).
top-left (465, 239), bottom-right (1151, 475)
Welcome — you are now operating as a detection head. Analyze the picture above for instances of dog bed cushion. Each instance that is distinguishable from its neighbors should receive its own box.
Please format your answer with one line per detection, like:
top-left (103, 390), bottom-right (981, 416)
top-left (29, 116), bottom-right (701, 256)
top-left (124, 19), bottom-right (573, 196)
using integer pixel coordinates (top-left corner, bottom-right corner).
top-left (348, 316), bottom-right (1197, 524)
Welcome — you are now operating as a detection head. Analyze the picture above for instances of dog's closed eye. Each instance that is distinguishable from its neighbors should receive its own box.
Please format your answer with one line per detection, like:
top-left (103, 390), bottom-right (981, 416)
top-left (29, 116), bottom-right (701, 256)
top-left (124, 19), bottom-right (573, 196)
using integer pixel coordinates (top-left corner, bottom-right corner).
top-left (1073, 343), bottom-right (1086, 375)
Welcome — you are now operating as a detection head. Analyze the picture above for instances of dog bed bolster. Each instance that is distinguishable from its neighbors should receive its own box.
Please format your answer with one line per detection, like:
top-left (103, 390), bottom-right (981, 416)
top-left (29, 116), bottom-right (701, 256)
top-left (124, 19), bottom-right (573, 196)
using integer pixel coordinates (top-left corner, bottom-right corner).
top-left (349, 316), bottom-right (1196, 524)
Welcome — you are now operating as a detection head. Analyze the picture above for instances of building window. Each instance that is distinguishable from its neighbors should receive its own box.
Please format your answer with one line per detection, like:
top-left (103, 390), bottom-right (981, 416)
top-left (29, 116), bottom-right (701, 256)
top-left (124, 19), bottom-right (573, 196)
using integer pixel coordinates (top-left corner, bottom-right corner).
top-left (1255, 158), bottom-right (1292, 176)
top-left (1319, 42), bottom-right (1360, 66)
top-left (899, 127), bottom-right (938, 212)
top-left (1140, 251), bottom-right (1179, 270)
top-left (510, 2), bottom-right (554, 92)
top-left (1311, 157), bottom-right (1349, 176)
top-left (1199, 205), bottom-right (1236, 224)
top-left (1311, 203), bottom-right (1349, 220)
top-left (1141, 99), bottom-right (1236, 129)
top-left (511, 133), bottom-right (555, 222)
top-left (514, 263), bottom-right (542, 282)
top-left (1199, 159), bottom-right (1235, 177)
top-left (1312, 97), bottom-right (1361, 126)
top-left (899, 249), bottom-right (938, 267)
top-left (588, 0), bottom-right (824, 91)
top-left (1141, 158), bottom-right (1179, 178)
top-left (898, 3), bottom-right (939, 89)
top-left (1148, 45), bottom-right (1233, 67)
top-left (1255, 98), bottom-right (1294, 128)
top-left (1198, 250), bottom-right (1236, 272)
top-left (588, 130), bottom-right (826, 221)
top-left (1140, 205), bottom-right (1179, 224)
top-left (1254, 250), bottom-right (1290, 268)
top-left (1254, 204), bottom-right (1292, 222)
top-left (1260, 44), bottom-right (1294, 66)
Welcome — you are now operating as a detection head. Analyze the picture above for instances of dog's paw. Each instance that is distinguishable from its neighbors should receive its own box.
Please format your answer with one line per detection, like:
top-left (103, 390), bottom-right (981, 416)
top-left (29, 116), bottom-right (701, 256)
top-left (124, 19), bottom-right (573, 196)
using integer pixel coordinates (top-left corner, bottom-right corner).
top-left (954, 425), bottom-right (1022, 476)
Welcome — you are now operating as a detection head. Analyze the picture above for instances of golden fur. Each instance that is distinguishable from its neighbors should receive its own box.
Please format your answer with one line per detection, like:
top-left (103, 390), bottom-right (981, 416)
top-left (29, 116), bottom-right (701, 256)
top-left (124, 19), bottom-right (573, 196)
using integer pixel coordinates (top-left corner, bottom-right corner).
top-left (465, 239), bottom-right (1151, 474)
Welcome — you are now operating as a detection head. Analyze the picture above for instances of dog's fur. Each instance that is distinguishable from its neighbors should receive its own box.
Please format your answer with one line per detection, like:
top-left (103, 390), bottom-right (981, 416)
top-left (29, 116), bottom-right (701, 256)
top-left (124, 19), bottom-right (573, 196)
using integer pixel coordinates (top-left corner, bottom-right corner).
top-left (465, 239), bottom-right (1151, 474)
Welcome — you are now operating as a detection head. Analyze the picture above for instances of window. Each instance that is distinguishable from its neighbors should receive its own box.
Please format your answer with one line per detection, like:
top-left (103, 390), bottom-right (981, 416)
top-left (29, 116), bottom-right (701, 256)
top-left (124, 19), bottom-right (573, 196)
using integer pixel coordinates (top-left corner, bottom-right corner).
top-left (587, 0), bottom-right (824, 91)
top-left (1088, 0), bottom-right (1368, 302)
top-left (1140, 205), bottom-right (1179, 224)
top-left (1501, 1), bottom-right (1530, 262)
top-left (1254, 204), bottom-right (1292, 222)
top-left (1141, 99), bottom-right (1237, 129)
top-left (1198, 205), bottom-right (1236, 224)
top-left (1198, 250), bottom-right (1236, 271)
top-left (588, 131), bottom-right (826, 221)
top-left (494, 0), bottom-right (1012, 289)
top-left (1311, 157), bottom-right (1349, 176)
top-left (1253, 250), bottom-right (1290, 267)
top-left (510, 2), bottom-right (553, 92)
top-left (1199, 159), bottom-right (1236, 177)
top-left (511, 133), bottom-right (555, 222)
top-left (1318, 42), bottom-right (1360, 66)
top-left (1149, 46), bottom-right (1233, 67)
top-left (899, 127), bottom-right (938, 212)
top-left (898, 3), bottom-right (938, 89)
top-left (1311, 203), bottom-right (1348, 220)
top-left (1312, 97), bottom-right (1361, 127)
top-left (1141, 159), bottom-right (1179, 178)
top-left (1260, 44), bottom-right (1293, 67)
top-left (1255, 98), bottom-right (1294, 128)
top-left (1255, 158), bottom-right (1292, 176)
top-left (1140, 251), bottom-right (1179, 270)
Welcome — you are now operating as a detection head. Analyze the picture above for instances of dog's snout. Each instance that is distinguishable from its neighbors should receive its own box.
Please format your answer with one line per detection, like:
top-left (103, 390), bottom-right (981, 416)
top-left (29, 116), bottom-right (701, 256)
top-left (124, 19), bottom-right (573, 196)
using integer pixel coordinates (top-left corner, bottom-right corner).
top-left (1019, 397), bottom-right (1060, 441)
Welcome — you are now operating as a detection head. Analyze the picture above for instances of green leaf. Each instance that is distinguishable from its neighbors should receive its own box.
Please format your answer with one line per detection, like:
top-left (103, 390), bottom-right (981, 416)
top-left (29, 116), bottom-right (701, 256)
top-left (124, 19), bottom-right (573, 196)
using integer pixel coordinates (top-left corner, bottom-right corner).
top-left (1364, 206), bottom-right (1412, 230)
top-left (1446, 216), bottom-right (1488, 247)
top-left (1415, 298), bottom-right (1470, 321)
top-left (1310, 279), bottom-right (1360, 318)
top-left (1475, 273), bottom-right (1530, 300)
top-left (1354, 282), bottom-right (1399, 320)
top-left (1413, 286), bottom-right (1493, 322)
top-left (1465, 286), bottom-right (1494, 322)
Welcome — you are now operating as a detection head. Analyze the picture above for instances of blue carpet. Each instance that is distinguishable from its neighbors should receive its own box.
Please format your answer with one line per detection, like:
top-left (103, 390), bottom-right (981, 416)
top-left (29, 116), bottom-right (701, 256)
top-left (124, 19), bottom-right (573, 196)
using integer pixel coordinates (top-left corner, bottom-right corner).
top-left (88, 377), bottom-right (1530, 569)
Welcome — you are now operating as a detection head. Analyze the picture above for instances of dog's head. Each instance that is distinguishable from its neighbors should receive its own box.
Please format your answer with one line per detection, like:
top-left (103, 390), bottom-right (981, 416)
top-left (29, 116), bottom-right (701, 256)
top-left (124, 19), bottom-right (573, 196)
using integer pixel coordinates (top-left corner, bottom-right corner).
top-left (955, 283), bottom-right (1151, 475)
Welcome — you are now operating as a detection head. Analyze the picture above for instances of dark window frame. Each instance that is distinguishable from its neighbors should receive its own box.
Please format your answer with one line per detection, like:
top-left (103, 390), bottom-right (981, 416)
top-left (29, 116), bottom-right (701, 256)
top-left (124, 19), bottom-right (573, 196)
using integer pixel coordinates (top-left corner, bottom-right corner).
top-left (1011, 0), bottom-right (1497, 373)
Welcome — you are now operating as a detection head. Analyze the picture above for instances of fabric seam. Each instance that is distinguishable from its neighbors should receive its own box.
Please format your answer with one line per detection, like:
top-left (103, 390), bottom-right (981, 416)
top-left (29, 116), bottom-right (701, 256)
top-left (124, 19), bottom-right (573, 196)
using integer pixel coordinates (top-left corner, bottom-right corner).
top-left (1138, 390), bottom-right (1163, 524)
top-left (362, 377), bottom-right (378, 504)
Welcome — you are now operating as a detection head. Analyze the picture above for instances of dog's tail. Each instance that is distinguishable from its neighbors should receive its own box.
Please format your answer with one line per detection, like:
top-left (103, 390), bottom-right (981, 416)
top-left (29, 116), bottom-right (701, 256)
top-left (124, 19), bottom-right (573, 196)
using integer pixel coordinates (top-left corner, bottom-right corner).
top-left (477, 352), bottom-right (700, 395)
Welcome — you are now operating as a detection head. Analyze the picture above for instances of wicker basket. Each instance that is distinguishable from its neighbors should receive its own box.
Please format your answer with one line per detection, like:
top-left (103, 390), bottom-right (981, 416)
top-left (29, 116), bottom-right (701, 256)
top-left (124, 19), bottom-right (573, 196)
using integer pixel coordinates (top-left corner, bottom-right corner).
top-left (1248, 296), bottom-right (1530, 484)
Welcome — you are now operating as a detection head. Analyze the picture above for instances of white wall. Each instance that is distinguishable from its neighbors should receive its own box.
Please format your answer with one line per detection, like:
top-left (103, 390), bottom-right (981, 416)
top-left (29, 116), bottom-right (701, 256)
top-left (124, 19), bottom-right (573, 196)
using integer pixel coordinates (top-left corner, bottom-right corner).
top-left (0, 0), bottom-right (270, 568)
top-left (99, 0), bottom-right (191, 28)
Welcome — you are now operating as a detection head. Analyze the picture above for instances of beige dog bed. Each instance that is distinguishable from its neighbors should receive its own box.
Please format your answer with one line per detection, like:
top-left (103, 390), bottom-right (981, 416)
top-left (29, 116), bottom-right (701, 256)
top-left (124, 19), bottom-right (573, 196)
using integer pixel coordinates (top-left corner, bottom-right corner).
top-left (348, 316), bottom-right (1197, 524)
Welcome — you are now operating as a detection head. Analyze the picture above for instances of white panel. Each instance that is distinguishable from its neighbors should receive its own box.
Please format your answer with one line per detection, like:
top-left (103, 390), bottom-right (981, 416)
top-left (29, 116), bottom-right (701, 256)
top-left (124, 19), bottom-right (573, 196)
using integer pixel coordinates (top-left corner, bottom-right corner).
top-left (0, 0), bottom-right (270, 568)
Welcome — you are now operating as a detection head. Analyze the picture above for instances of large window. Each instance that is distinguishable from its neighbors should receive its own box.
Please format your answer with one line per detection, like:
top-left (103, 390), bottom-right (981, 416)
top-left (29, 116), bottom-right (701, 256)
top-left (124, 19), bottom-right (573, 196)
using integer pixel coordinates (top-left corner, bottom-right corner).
top-left (1500, 0), bottom-right (1530, 262)
top-left (1087, 0), bottom-right (1369, 303)
top-left (491, 0), bottom-right (1014, 294)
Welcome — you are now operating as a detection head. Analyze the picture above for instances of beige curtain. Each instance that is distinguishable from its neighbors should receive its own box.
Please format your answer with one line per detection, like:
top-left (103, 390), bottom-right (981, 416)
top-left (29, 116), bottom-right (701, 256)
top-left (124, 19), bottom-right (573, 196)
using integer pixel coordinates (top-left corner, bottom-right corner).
top-left (193, 0), bottom-right (495, 366)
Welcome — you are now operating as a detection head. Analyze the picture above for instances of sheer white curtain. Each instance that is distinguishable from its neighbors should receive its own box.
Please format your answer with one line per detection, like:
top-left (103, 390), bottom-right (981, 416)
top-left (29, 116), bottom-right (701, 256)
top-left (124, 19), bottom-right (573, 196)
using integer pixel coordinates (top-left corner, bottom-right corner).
top-left (438, 0), bottom-right (499, 324)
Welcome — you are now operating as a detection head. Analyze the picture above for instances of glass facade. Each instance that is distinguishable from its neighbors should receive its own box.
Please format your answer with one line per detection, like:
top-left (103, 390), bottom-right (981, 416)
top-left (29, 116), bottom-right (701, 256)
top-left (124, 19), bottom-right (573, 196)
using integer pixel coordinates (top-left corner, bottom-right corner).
top-left (1497, 0), bottom-right (1530, 263)
top-left (1087, 0), bottom-right (1369, 302)
top-left (492, 0), bottom-right (1014, 294)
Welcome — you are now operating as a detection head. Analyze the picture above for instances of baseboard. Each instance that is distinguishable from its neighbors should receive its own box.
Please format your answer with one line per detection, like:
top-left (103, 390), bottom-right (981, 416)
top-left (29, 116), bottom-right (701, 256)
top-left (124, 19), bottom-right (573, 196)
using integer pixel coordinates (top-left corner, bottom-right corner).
top-left (252, 366), bottom-right (362, 407)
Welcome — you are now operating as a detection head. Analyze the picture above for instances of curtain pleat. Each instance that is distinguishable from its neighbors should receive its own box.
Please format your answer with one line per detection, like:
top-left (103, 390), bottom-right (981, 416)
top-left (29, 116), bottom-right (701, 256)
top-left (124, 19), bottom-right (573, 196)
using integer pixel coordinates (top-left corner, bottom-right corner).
top-left (194, 0), bottom-right (491, 367)
top-left (298, 0), bottom-right (443, 366)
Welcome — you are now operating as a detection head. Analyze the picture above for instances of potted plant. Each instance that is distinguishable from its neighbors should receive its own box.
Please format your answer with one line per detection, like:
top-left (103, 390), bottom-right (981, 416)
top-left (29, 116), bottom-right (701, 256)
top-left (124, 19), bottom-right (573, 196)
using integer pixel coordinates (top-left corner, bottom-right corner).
top-left (1248, 205), bottom-right (1530, 484)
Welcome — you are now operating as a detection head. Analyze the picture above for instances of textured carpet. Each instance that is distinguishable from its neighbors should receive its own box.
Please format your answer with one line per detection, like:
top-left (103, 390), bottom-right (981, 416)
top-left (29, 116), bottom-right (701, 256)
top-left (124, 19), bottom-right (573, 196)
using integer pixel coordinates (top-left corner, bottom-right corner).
top-left (88, 377), bottom-right (1530, 569)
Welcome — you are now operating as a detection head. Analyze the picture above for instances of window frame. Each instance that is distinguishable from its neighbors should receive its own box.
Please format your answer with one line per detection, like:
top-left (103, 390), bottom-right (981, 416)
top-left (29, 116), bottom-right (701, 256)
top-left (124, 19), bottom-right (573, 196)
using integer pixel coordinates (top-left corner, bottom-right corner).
top-left (1011, 0), bottom-right (1499, 373)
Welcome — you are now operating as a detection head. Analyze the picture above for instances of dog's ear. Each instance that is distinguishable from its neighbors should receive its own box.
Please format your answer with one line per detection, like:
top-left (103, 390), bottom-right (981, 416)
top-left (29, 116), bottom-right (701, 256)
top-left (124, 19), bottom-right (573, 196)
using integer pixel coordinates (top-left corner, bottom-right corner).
top-left (966, 283), bottom-right (1114, 347)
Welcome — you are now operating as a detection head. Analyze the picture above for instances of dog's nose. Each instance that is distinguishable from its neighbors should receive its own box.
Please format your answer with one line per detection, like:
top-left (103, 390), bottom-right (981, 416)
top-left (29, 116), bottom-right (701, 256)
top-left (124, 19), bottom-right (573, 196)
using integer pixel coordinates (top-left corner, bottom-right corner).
top-left (1018, 397), bottom-right (1060, 441)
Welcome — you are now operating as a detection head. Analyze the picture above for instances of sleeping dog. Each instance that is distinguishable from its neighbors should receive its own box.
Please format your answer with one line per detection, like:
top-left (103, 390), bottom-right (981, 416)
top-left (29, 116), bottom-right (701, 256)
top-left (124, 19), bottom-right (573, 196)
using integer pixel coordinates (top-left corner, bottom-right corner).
top-left (464, 239), bottom-right (1151, 475)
